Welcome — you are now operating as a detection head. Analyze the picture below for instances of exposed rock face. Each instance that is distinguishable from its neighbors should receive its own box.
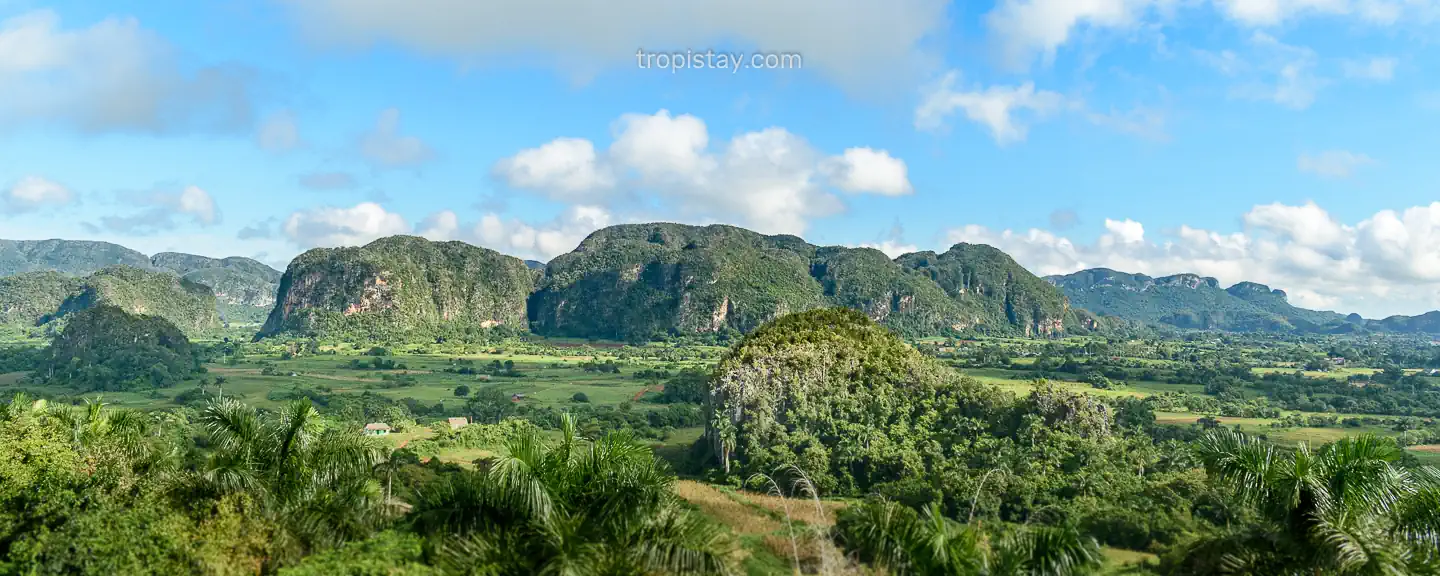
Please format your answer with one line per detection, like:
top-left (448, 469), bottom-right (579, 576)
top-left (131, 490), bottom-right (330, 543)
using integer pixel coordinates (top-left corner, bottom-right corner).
top-left (258, 236), bottom-right (534, 339)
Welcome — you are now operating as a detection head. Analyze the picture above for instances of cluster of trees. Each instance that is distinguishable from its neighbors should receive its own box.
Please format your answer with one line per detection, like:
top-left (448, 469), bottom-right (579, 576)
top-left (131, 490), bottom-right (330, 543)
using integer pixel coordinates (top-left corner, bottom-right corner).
top-left (0, 393), bottom-right (735, 575)
top-left (701, 309), bottom-right (1440, 572)
top-left (33, 306), bottom-right (208, 392)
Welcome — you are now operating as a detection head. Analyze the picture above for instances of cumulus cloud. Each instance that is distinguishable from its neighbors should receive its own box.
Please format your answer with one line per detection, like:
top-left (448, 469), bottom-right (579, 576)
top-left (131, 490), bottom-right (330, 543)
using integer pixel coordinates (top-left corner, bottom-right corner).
top-left (490, 138), bottom-right (615, 203)
top-left (821, 148), bottom-right (914, 196)
top-left (944, 200), bottom-right (1440, 318)
top-left (1297, 150), bottom-right (1375, 178)
top-left (0, 10), bottom-right (252, 133)
top-left (492, 110), bottom-right (912, 236)
top-left (275, 0), bottom-right (948, 94)
top-left (359, 108), bottom-right (434, 169)
top-left (282, 202), bottom-right (410, 247)
top-left (3, 176), bottom-right (74, 212)
top-left (297, 171), bottom-right (358, 191)
top-left (95, 185), bottom-right (219, 234)
top-left (408, 204), bottom-right (613, 261)
top-left (472, 205), bottom-right (614, 261)
top-left (257, 110), bottom-right (300, 151)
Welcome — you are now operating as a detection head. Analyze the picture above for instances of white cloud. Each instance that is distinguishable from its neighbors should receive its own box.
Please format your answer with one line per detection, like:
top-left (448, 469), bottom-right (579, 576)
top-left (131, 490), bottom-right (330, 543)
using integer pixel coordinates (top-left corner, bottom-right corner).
top-left (492, 137), bottom-right (615, 203)
top-left (416, 210), bottom-right (460, 241)
top-left (258, 110), bottom-right (300, 151)
top-left (282, 202), bottom-right (410, 247)
top-left (359, 108), bottom-right (434, 169)
top-left (275, 0), bottom-right (948, 94)
top-left (979, 0), bottom-right (1426, 78)
top-left (915, 70), bottom-right (1069, 144)
top-left (944, 200), bottom-right (1440, 318)
top-left (984, 0), bottom-right (1159, 70)
top-left (860, 240), bottom-right (920, 258)
top-left (1341, 56), bottom-right (1396, 81)
top-left (471, 205), bottom-right (614, 261)
top-left (1214, 0), bottom-right (1352, 25)
top-left (0, 10), bottom-right (252, 133)
top-left (1102, 218), bottom-right (1146, 244)
top-left (177, 185), bottom-right (218, 224)
top-left (493, 110), bottom-right (910, 236)
top-left (1297, 150), bottom-right (1375, 178)
top-left (94, 184), bottom-right (220, 234)
top-left (821, 148), bottom-right (914, 196)
top-left (3, 176), bottom-right (74, 212)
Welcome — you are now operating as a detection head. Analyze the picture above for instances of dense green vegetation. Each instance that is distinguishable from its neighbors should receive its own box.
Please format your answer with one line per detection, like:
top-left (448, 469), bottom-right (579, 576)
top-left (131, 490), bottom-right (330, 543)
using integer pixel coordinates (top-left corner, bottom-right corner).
top-left (9, 229), bottom-right (1440, 574)
top-left (0, 271), bottom-right (79, 327)
top-left (0, 265), bottom-right (222, 336)
top-left (34, 306), bottom-right (203, 392)
top-left (0, 239), bottom-right (279, 329)
top-left (259, 236), bottom-right (536, 341)
top-left (530, 223), bottom-right (1075, 341)
top-left (5, 306), bottom-right (1440, 574)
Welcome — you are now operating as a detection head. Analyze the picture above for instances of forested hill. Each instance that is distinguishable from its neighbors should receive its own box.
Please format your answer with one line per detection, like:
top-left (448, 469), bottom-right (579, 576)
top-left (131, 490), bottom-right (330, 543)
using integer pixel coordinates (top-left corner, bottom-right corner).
top-left (0, 238), bottom-right (281, 323)
top-left (528, 223), bottom-right (1076, 340)
top-left (0, 265), bottom-right (220, 336)
top-left (258, 235), bottom-right (537, 341)
top-left (1045, 268), bottom-right (1439, 334)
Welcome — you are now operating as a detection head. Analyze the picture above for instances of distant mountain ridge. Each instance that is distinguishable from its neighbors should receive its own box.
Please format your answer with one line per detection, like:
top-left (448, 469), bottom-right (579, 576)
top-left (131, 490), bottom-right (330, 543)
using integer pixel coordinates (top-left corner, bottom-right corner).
top-left (1045, 267), bottom-right (1434, 334)
top-left (6, 234), bottom-right (1440, 339)
top-left (0, 238), bottom-right (281, 324)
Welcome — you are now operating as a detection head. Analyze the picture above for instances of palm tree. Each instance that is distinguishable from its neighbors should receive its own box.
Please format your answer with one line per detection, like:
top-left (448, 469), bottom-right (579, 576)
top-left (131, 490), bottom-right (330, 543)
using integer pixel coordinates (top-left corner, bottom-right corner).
top-left (410, 414), bottom-right (736, 575)
top-left (184, 397), bottom-right (386, 567)
top-left (1168, 429), bottom-right (1440, 575)
top-left (834, 497), bottom-right (1101, 575)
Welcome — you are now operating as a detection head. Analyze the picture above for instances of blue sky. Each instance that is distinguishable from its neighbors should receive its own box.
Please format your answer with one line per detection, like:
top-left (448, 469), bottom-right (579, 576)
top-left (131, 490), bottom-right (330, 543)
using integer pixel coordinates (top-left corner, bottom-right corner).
top-left (2, 0), bottom-right (1439, 318)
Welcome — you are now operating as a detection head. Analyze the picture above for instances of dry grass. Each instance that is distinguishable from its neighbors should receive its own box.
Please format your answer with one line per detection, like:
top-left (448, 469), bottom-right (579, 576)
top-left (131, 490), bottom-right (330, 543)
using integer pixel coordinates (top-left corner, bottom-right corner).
top-left (1409, 444), bottom-right (1440, 453)
top-left (733, 489), bottom-right (847, 527)
top-left (675, 480), bottom-right (783, 535)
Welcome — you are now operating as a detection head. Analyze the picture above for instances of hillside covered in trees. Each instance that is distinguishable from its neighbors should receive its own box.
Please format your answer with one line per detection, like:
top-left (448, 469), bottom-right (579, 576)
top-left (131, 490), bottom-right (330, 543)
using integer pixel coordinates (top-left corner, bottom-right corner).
top-left (258, 236), bottom-right (537, 341)
top-left (0, 265), bottom-right (220, 336)
top-left (0, 238), bottom-right (280, 326)
top-left (528, 223), bottom-right (1075, 341)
